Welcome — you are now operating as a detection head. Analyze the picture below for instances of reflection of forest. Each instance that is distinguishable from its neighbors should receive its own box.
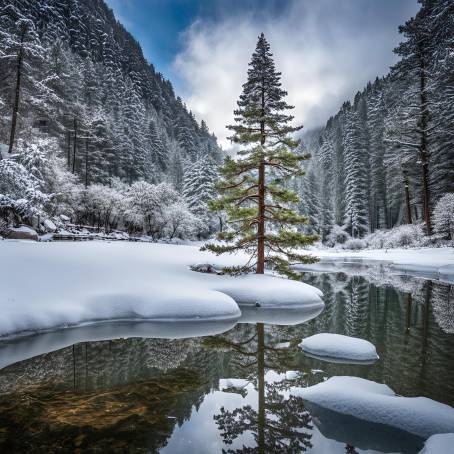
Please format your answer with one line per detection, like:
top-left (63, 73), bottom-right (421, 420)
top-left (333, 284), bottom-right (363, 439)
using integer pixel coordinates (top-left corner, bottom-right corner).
top-left (300, 273), bottom-right (454, 405)
top-left (0, 337), bottom-right (217, 452)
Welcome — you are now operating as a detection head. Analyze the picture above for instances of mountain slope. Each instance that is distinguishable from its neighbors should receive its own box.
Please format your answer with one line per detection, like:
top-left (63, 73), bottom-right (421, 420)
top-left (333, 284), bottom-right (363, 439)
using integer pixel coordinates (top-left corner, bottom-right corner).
top-left (0, 0), bottom-right (222, 186)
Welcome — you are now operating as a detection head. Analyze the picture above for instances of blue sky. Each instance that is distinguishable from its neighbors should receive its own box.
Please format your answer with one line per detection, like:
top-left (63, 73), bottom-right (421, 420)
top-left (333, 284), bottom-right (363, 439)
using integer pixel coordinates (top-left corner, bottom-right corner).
top-left (105, 0), bottom-right (419, 148)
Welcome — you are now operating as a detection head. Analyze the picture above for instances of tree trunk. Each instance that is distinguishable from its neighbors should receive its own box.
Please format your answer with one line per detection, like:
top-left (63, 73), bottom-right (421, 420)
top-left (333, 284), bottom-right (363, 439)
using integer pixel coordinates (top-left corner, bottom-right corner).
top-left (8, 25), bottom-right (27, 154)
top-left (257, 160), bottom-right (265, 274)
top-left (72, 118), bottom-right (77, 173)
top-left (402, 167), bottom-right (413, 224)
top-left (419, 52), bottom-right (432, 234)
top-left (257, 87), bottom-right (266, 274)
top-left (85, 137), bottom-right (89, 187)
top-left (67, 129), bottom-right (71, 169)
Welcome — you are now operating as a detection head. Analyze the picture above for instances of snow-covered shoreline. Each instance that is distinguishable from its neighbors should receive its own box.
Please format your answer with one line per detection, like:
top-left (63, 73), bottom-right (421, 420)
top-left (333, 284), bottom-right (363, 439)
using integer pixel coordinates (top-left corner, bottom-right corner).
top-left (298, 247), bottom-right (454, 284)
top-left (0, 241), bottom-right (323, 340)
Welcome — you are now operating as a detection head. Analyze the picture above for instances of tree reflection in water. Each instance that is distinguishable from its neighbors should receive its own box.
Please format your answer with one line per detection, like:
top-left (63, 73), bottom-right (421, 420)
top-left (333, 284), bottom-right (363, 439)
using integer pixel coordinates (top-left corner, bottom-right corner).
top-left (209, 323), bottom-right (313, 453)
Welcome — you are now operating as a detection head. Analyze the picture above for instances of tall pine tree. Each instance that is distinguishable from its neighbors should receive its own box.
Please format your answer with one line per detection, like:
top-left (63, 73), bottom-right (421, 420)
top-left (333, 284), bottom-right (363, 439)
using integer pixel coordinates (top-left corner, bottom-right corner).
top-left (203, 33), bottom-right (317, 278)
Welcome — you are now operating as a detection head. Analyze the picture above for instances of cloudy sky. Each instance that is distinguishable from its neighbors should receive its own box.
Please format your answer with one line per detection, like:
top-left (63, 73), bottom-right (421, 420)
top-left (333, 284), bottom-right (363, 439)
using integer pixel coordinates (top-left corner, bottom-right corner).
top-left (106, 0), bottom-right (419, 148)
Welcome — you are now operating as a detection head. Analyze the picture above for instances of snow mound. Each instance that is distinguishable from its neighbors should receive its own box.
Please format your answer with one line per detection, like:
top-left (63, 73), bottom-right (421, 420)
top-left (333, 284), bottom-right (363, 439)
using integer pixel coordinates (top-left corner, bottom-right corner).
top-left (215, 274), bottom-right (323, 308)
top-left (419, 433), bottom-right (454, 453)
top-left (299, 333), bottom-right (378, 363)
top-left (0, 242), bottom-right (323, 339)
top-left (292, 376), bottom-right (454, 439)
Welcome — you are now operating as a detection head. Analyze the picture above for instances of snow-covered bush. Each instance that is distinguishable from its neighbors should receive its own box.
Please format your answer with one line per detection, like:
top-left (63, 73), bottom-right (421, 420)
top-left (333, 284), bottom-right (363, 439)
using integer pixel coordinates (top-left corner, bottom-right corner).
top-left (343, 238), bottom-right (367, 250)
top-left (163, 201), bottom-right (200, 240)
top-left (125, 181), bottom-right (194, 239)
top-left (433, 193), bottom-right (454, 240)
top-left (0, 158), bottom-right (48, 224)
top-left (326, 224), bottom-right (350, 247)
top-left (78, 184), bottom-right (125, 231)
top-left (365, 230), bottom-right (387, 249)
top-left (381, 223), bottom-right (425, 248)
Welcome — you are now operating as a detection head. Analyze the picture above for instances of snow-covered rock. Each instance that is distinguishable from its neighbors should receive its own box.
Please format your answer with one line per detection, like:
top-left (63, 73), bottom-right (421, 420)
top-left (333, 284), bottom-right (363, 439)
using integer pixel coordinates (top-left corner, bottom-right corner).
top-left (219, 378), bottom-right (250, 391)
top-left (299, 333), bottom-right (378, 363)
top-left (0, 242), bottom-right (323, 339)
top-left (419, 433), bottom-right (454, 454)
top-left (7, 225), bottom-right (38, 241)
top-left (59, 214), bottom-right (70, 222)
top-left (292, 376), bottom-right (454, 439)
top-left (43, 219), bottom-right (57, 232)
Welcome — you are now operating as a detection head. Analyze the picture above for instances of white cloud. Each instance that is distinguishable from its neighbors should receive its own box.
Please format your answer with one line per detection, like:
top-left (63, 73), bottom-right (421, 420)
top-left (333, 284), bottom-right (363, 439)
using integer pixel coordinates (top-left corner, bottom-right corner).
top-left (172, 0), bottom-right (418, 150)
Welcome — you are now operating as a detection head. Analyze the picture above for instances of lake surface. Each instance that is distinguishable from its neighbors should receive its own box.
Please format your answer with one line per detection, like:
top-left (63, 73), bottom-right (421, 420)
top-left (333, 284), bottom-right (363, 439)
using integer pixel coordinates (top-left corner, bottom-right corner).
top-left (1, 270), bottom-right (453, 453)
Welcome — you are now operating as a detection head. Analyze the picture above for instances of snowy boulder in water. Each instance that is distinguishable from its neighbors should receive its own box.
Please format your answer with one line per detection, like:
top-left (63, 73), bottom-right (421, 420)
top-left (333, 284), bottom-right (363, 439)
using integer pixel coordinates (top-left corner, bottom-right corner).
top-left (419, 433), bottom-right (454, 453)
top-left (299, 333), bottom-right (378, 363)
top-left (7, 225), bottom-right (38, 241)
top-left (291, 376), bottom-right (454, 439)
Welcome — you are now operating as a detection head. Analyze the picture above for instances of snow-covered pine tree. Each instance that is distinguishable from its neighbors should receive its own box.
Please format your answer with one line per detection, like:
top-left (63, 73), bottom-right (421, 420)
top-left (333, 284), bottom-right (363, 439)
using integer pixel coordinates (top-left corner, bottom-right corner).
top-left (342, 105), bottom-right (369, 238)
top-left (0, 6), bottom-right (58, 154)
top-left (203, 33), bottom-right (317, 278)
top-left (183, 155), bottom-right (219, 237)
top-left (299, 163), bottom-right (320, 236)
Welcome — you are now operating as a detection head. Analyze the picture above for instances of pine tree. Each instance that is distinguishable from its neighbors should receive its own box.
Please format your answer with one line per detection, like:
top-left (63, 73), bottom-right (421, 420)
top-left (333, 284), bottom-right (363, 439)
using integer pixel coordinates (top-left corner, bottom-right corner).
top-left (342, 106), bottom-right (369, 237)
top-left (393, 0), bottom-right (434, 233)
top-left (203, 33), bottom-right (317, 278)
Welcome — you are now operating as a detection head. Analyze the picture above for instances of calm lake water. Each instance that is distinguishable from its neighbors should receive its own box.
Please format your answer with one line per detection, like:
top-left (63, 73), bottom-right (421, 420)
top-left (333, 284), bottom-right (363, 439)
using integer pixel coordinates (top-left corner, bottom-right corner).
top-left (1, 270), bottom-right (453, 453)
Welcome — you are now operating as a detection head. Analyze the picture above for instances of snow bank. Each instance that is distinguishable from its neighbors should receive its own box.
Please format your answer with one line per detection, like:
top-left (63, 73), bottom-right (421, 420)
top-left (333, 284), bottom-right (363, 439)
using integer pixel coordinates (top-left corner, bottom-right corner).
top-left (292, 376), bottom-right (454, 439)
top-left (0, 242), bottom-right (323, 339)
top-left (215, 275), bottom-right (322, 308)
top-left (299, 333), bottom-right (378, 363)
top-left (300, 247), bottom-right (454, 284)
top-left (419, 433), bottom-right (454, 454)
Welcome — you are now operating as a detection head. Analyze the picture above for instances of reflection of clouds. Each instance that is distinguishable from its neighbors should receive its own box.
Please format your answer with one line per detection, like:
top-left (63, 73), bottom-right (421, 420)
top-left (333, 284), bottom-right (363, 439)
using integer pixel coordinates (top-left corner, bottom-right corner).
top-left (173, 0), bottom-right (418, 149)
top-left (162, 389), bottom-right (255, 453)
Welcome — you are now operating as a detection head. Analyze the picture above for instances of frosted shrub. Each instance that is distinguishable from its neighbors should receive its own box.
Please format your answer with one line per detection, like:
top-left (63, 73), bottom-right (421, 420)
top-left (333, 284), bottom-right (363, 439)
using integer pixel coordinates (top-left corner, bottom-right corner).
top-left (366, 230), bottom-right (387, 249)
top-left (326, 224), bottom-right (350, 247)
top-left (433, 193), bottom-right (454, 240)
top-left (0, 158), bottom-right (47, 224)
top-left (383, 224), bottom-right (425, 248)
top-left (343, 238), bottom-right (367, 250)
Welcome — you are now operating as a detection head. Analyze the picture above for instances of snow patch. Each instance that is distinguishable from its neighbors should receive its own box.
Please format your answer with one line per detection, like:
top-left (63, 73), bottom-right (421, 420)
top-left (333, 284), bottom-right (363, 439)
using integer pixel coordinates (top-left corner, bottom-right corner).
top-left (419, 433), bottom-right (454, 454)
top-left (299, 333), bottom-right (378, 363)
top-left (292, 376), bottom-right (454, 439)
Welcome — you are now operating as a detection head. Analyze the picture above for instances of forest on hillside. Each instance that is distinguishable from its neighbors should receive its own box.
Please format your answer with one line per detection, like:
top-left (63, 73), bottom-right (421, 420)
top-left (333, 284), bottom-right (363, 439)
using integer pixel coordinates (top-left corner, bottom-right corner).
top-left (298, 0), bottom-right (453, 245)
top-left (0, 0), bottom-right (222, 238)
